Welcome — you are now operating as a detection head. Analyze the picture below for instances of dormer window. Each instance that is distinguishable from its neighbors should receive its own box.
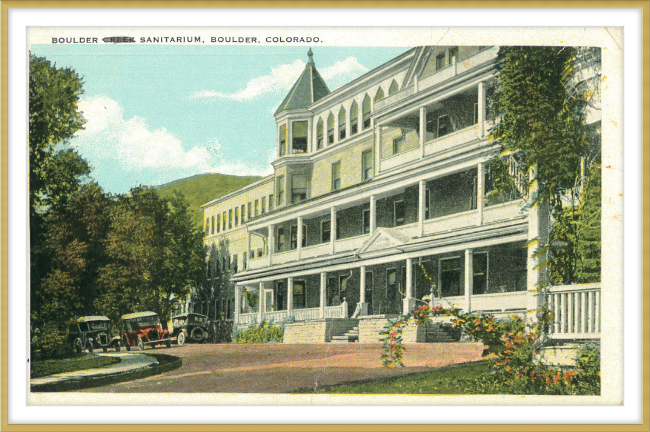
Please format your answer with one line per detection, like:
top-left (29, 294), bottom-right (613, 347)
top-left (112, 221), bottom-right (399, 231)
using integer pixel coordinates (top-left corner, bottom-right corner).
top-left (375, 87), bottom-right (384, 103)
top-left (350, 102), bottom-right (359, 136)
top-left (362, 95), bottom-right (371, 130)
top-left (317, 119), bottom-right (324, 149)
top-left (327, 113), bottom-right (335, 144)
top-left (292, 121), bottom-right (308, 153)
top-left (338, 108), bottom-right (346, 140)
top-left (279, 125), bottom-right (287, 156)
top-left (389, 80), bottom-right (399, 95)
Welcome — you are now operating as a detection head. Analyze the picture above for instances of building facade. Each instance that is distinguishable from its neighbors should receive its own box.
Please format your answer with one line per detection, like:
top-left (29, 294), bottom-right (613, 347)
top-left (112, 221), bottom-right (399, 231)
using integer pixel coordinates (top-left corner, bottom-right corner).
top-left (201, 46), bottom-right (601, 343)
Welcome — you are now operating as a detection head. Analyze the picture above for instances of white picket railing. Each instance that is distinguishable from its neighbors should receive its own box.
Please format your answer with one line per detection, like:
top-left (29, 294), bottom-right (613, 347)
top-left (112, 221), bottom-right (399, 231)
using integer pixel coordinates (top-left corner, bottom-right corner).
top-left (546, 284), bottom-right (601, 339)
top-left (237, 302), bottom-right (348, 325)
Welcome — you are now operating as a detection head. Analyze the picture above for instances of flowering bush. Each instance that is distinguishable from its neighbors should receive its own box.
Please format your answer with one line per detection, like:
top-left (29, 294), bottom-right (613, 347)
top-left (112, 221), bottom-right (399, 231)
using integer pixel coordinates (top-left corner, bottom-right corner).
top-left (234, 320), bottom-right (284, 344)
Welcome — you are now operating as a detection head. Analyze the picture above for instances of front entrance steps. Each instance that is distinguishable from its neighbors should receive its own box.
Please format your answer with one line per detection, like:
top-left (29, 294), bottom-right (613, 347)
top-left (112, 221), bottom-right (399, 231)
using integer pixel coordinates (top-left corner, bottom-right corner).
top-left (331, 326), bottom-right (359, 343)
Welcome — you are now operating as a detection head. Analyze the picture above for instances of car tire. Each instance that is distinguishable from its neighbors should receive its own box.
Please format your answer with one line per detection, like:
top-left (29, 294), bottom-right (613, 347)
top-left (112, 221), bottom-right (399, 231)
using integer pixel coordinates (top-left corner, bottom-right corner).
top-left (165, 338), bottom-right (172, 348)
top-left (191, 327), bottom-right (204, 341)
top-left (177, 331), bottom-right (186, 346)
top-left (116, 343), bottom-right (121, 352)
top-left (103, 347), bottom-right (108, 353)
top-left (124, 338), bottom-right (131, 351)
top-left (137, 336), bottom-right (145, 350)
top-left (87, 342), bottom-right (94, 354)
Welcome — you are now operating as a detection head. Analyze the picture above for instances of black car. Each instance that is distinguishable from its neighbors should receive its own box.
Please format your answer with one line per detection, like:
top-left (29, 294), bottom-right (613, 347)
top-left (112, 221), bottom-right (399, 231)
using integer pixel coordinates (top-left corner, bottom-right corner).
top-left (68, 316), bottom-right (122, 353)
top-left (171, 313), bottom-right (209, 345)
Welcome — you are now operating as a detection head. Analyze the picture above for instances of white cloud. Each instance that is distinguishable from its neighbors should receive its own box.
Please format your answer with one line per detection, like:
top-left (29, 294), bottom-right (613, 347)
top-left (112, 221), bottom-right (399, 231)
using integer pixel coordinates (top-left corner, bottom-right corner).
top-left (189, 57), bottom-right (369, 101)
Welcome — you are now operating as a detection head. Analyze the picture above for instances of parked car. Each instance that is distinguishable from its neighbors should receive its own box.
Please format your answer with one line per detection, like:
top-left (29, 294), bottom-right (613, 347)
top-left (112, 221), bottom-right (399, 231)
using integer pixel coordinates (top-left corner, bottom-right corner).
top-left (121, 311), bottom-right (171, 350)
top-left (68, 316), bottom-right (122, 353)
top-left (171, 313), bottom-right (209, 345)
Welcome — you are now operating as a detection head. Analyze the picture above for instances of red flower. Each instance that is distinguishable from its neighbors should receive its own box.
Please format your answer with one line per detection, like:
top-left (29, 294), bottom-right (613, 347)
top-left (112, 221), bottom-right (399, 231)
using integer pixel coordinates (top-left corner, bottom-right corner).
top-left (504, 350), bottom-right (513, 354)
top-left (553, 373), bottom-right (561, 384)
top-left (488, 326), bottom-right (494, 331)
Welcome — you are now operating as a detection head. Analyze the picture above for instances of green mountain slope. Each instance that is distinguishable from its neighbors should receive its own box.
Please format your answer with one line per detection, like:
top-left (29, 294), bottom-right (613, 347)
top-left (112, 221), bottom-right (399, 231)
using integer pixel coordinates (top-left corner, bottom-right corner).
top-left (157, 173), bottom-right (262, 229)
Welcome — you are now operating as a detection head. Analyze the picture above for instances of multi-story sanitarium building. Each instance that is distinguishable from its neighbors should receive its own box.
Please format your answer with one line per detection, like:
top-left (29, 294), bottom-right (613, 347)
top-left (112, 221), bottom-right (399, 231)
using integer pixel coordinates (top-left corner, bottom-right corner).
top-left (201, 46), bottom-right (601, 343)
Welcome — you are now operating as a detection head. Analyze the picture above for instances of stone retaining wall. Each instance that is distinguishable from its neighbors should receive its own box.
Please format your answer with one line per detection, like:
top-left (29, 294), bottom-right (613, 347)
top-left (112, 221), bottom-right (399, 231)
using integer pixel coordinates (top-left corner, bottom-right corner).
top-left (284, 319), bottom-right (358, 343)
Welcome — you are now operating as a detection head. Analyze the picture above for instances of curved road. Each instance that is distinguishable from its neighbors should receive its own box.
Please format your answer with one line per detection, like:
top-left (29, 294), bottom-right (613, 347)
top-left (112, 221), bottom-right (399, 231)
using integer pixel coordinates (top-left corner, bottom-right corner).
top-left (82, 343), bottom-right (484, 393)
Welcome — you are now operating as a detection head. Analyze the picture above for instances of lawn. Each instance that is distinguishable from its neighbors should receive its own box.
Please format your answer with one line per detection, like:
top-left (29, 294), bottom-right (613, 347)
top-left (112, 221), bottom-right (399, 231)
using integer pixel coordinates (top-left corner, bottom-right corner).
top-left (306, 362), bottom-right (501, 395)
top-left (31, 355), bottom-right (120, 378)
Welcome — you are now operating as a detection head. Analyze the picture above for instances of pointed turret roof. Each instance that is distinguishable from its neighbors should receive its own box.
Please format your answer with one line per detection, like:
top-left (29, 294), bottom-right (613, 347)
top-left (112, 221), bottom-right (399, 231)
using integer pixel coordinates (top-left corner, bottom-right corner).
top-left (274, 49), bottom-right (330, 116)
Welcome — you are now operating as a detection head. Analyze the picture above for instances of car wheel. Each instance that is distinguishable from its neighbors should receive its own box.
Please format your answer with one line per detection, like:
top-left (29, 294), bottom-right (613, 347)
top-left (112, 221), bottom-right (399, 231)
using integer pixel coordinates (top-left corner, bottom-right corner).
top-left (191, 327), bottom-right (204, 341)
top-left (103, 347), bottom-right (108, 353)
top-left (116, 343), bottom-right (121, 352)
top-left (87, 342), bottom-right (94, 354)
top-left (73, 339), bottom-right (83, 353)
top-left (137, 336), bottom-right (145, 350)
top-left (165, 338), bottom-right (172, 348)
top-left (124, 338), bottom-right (131, 351)
top-left (177, 331), bottom-right (186, 346)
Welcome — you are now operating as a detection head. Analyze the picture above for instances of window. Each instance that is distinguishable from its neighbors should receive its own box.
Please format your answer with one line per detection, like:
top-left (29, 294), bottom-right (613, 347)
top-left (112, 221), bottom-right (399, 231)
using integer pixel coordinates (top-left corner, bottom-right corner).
top-left (268, 194), bottom-right (274, 211)
top-left (291, 174), bottom-right (308, 204)
top-left (226, 255), bottom-right (231, 271)
top-left (362, 149), bottom-right (374, 181)
top-left (235, 207), bottom-right (239, 227)
top-left (440, 257), bottom-right (462, 297)
top-left (362, 95), bottom-right (372, 130)
top-left (222, 257), bottom-right (226, 271)
top-left (205, 218), bottom-right (209, 233)
top-left (247, 202), bottom-right (252, 220)
top-left (277, 227), bottom-right (285, 250)
top-left (321, 220), bottom-right (331, 243)
top-left (362, 208), bottom-right (371, 234)
top-left (365, 271), bottom-right (374, 315)
top-left (474, 102), bottom-right (479, 125)
top-left (449, 47), bottom-right (458, 64)
top-left (261, 196), bottom-right (266, 214)
top-left (350, 102), bottom-right (359, 135)
top-left (243, 252), bottom-right (247, 270)
top-left (388, 80), bottom-right (399, 95)
top-left (374, 87), bottom-right (384, 103)
top-left (293, 280), bottom-right (306, 309)
top-left (425, 187), bottom-right (431, 219)
top-left (435, 53), bottom-right (446, 71)
top-left (254, 199), bottom-right (259, 216)
top-left (332, 161), bottom-right (341, 191)
top-left (257, 248), bottom-right (263, 258)
top-left (290, 225), bottom-right (307, 249)
top-left (232, 254), bottom-right (238, 273)
top-left (211, 216), bottom-right (215, 234)
top-left (250, 249), bottom-right (255, 259)
top-left (327, 276), bottom-right (338, 306)
top-left (394, 199), bottom-right (405, 226)
top-left (292, 121), bottom-right (308, 153)
top-left (393, 134), bottom-right (405, 155)
top-left (317, 118), bottom-right (324, 149)
top-left (327, 113), bottom-right (335, 144)
top-left (276, 176), bottom-right (285, 206)
top-left (338, 108), bottom-right (346, 140)
top-left (279, 124), bottom-right (287, 156)
top-left (437, 115), bottom-right (451, 138)
top-left (473, 252), bottom-right (488, 295)
top-left (222, 212), bottom-right (227, 231)
top-left (241, 204), bottom-right (246, 222)
top-left (228, 209), bottom-right (233, 229)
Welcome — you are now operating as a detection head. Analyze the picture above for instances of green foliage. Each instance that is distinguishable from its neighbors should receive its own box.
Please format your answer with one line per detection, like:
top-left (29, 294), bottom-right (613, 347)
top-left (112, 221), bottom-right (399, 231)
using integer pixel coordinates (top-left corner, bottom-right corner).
top-left (30, 323), bottom-right (73, 361)
top-left (31, 354), bottom-right (119, 378)
top-left (234, 321), bottom-right (284, 344)
top-left (157, 173), bottom-right (261, 229)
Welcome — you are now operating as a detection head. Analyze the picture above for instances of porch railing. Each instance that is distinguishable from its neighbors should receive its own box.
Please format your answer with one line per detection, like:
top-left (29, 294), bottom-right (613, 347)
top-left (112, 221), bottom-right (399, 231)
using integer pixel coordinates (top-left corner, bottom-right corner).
top-left (236, 302), bottom-right (348, 326)
top-left (546, 284), bottom-right (601, 339)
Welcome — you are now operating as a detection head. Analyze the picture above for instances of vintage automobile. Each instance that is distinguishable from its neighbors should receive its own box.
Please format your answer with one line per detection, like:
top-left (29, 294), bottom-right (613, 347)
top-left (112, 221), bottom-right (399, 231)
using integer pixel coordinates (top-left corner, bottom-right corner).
top-left (121, 311), bottom-right (172, 350)
top-left (171, 313), bottom-right (209, 345)
top-left (69, 316), bottom-right (122, 353)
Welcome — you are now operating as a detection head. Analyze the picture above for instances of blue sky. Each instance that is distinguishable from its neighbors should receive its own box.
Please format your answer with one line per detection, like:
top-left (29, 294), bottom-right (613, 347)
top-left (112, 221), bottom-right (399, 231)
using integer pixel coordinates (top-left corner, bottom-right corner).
top-left (30, 45), bottom-right (409, 194)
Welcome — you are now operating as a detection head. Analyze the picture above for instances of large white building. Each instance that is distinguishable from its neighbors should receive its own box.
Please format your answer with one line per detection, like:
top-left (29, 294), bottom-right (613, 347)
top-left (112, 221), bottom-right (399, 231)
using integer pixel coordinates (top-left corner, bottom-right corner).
top-left (200, 46), bottom-right (601, 344)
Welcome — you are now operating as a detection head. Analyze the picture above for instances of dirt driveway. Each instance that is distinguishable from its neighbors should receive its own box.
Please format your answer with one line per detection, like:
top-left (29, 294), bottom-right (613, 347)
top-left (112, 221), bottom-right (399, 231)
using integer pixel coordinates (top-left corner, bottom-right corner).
top-left (83, 342), bottom-right (484, 393)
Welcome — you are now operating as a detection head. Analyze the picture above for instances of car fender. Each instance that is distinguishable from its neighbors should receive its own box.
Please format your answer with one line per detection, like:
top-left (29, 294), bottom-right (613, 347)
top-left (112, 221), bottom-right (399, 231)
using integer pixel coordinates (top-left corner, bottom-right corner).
top-left (109, 336), bottom-right (121, 347)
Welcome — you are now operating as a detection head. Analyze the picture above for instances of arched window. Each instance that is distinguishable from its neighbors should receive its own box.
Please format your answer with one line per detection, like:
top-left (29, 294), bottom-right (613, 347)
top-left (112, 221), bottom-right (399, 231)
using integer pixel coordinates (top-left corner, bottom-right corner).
top-left (338, 107), bottom-right (347, 140)
top-left (327, 113), bottom-right (335, 144)
top-left (316, 118), bottom-right (324, 149)
top-left (389, 80), bottom-right (399, 95)
top-left (374, 87), bottom-right (385, 103)
top-left (362, 95), bottom-right (372, 130)
top-left (350, 101), bottom-right (359, 135)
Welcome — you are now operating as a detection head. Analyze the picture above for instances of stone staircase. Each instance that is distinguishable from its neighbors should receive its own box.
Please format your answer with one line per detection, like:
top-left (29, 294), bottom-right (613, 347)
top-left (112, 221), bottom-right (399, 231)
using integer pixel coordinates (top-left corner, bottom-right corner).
top-left (331, 325), bottom-right (359, 343)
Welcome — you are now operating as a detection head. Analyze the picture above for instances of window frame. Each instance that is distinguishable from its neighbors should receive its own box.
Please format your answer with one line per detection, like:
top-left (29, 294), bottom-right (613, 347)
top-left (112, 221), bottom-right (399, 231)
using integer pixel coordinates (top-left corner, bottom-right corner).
top-left (393, 199), bottom-right (405, 227)
top-left (362, 208), bottom-right (371, 234)
top-left (362, 149), bottom-right (374, 181)
top-left (362, 96), bottom-right (372, 130)
top-left (277, 227), bottom-right (285, 251)
top-left (276, 175), bottom-right (285, 206)
top-left (321, 219), bottom-right (331, 243)
top-left (234, 207), bottom-right (239, 227)
top-left (438, 255), bottom-right (463, 297)
top-left (472, 251), bottom-right (489, 295)
top-left (293, 280), bottom-right (306, 309)
top-left (291, 120), bottom-right (309, 154)
top-left (437, 114), bottom-right (450, 138)
top-left (392, 134), bottom-right (405, 155)
top-left (228, 209), bottom-right (233, 229)
top-left (331, 161), bottom-right (342, 191)
top-left (279, 124), bottom-right (287, 156)
top-left (317, 118), bottom-right (324, 149)
top-left (254, 199), bottom-right (259, 216)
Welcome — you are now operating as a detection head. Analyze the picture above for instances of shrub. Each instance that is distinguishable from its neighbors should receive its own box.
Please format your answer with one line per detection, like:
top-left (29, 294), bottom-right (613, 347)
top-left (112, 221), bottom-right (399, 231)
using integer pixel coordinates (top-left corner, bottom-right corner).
top-left (234, 320), bottom-right (284, 344)
top-left (31, 323), bottom-right (72, 361)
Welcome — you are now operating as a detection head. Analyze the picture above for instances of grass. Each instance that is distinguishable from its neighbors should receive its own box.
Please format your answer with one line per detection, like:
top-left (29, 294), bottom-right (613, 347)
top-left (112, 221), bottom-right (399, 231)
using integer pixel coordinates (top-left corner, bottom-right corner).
top-left (304, 361), bottom-right (497, 395)
top-left (30, 354), bottom-right (120, 378)
top-left (157, 173), bottom-right (261, 229)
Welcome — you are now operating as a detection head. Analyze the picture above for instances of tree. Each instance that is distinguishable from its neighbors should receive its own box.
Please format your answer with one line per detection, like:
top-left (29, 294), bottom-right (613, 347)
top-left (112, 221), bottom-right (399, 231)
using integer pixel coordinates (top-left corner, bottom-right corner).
top-left (487, 46), bottom-right (601, 284)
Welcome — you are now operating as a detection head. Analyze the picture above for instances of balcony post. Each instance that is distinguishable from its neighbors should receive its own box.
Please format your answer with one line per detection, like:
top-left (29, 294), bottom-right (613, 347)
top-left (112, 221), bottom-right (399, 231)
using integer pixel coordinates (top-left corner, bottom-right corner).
top-left (297, 216), bottom-right (303, 259)
top-left (375, 125), bottom-right (383, 174)
top-left (403, 258), bottom-right (416, 314)
top-left (369, 195), bottom-right (377, 234)
top-left (268, 224), bottom-right (275, 265)
top-left (330, 207), bottom-right (337, 254)
top-left (477, 162), bottom-right (485, 226)
top-left (418, 180), bottom-right (426, 237)
top-left (465, 249), bottom-right (473, 313)
top-left (419, 107), bottom-right (426, 158)
top-left (258, 282), bottom-right (265, 323)
top-left (359, 266), bottom-right (368, 316)
top-left (320, 272), bottom-right (327, 319)
top-left (234, 285), bottom-right (241, 326)
top-left (287, 277), bottom-right (294, 317)
top-left (478, 81), bottom-right (486, 138)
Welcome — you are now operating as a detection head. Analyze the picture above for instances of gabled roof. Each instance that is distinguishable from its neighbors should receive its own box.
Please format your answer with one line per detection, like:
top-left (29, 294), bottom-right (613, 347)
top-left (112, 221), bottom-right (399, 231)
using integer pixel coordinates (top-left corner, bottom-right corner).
top-left (274, 49), bottom-right (330, 116)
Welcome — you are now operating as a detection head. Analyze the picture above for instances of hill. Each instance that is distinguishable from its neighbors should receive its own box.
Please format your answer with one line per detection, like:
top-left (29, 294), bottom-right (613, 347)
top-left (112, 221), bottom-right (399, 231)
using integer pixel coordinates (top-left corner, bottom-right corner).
top-left (157, 173), bottom-right (262, 229)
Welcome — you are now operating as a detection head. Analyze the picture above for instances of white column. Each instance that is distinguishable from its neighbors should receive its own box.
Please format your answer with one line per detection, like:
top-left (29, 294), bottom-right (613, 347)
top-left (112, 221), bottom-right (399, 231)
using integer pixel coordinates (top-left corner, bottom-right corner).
top-left (234, 285), bottom-right (241, 325)
top-left (320, 272), bottom-right (327, 319)
top-left (527, 199), bottom-right (550, 314)
top-left (330, 207), bottom-right (337, 254)
top-left (418, 180), bottom-right (426, 237)
top-left (359, 266), bottom-right (368, 316)
top-left (478, 81), bottom-right (486, 138)
top-left (419, 107), bottom-right (426, 158)
top-left (477, 162), bottom-right (485, 226)
top-left (258, 282), bottom-right (265, 323)
top-left (268, 224), bottom-right (275, 265)
top-left (369, 195), bottom-right (377, 234)
top-left (375, 126), bottom-right (383, 174)
top-left (465, 249), bottom-right (473, 313)
top-left (297, 216), bottom-right (303, 259)
top-left (403, 258), bottom-right (416, 314)
top-left (287, 278), bottom-right (294, 317)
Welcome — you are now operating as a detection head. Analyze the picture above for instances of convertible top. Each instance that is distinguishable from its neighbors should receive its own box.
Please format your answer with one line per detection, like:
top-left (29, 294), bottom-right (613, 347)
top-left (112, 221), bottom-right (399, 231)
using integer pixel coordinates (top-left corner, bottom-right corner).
top-left (121, 311), bottom-right (158, 320)
top-left (77, 316), bottom-right (110, 322)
